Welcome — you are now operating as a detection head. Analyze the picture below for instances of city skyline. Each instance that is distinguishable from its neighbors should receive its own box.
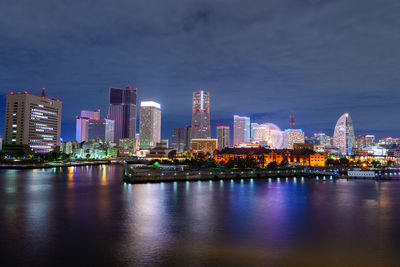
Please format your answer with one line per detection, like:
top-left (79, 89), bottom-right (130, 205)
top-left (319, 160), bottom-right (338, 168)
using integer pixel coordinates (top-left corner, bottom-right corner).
top-left (0, 87), bottom-right (398, 143)
top-left (1, 0), bottom-right (399, 141)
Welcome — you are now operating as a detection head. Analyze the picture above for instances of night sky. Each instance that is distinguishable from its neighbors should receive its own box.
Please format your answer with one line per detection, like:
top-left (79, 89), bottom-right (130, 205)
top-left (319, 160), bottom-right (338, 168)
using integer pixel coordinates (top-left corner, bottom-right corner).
top-left (1, 0), bottom-right (399, 141)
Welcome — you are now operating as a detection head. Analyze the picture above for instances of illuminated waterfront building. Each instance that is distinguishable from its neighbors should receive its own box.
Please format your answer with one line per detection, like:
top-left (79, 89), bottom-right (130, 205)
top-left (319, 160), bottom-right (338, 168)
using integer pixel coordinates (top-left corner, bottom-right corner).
top-left (191, 91), bottom-right (210, 139)
top-left (215, 147), bottom-right (326, 167)
top-left (191, 139), bottom-right (218, 153)
top-left (88, 119), bottom-right (115, 143)
top-left (333, 113), bottom-right (355, 155)
top-left (216, 126), bottom-right (230, 150)
top-left (108, 86), bottom-right (137, 143)
top-left (3, 89), bottom-right (62, 153)
top-left (172, 128), bottom-right (185, 153)
top-left (283, 129), bottom-right (305, 149)
top-left (251, 122), bottom-right (283, 149)
top-left (233, 115), bottom-right (250, 145)
top-left (139, 101), bottom-right (161, 150)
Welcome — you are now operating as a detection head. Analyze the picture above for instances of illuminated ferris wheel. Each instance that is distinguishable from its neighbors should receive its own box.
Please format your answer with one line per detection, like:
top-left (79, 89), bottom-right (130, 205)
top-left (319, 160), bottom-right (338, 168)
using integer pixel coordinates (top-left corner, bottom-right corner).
top-left (252, 122), bottom-right (283, 149)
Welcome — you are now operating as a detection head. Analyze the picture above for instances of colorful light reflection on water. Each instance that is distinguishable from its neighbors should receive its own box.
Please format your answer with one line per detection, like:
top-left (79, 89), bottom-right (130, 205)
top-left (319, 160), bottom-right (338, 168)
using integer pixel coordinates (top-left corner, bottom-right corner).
top-left (1, 165), bottom-right (400, 266)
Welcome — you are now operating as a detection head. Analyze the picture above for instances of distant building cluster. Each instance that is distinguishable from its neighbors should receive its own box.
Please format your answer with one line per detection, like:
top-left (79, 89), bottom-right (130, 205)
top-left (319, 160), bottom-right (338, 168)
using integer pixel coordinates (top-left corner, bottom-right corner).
top-left (1, 87), bottom-right (399, 166)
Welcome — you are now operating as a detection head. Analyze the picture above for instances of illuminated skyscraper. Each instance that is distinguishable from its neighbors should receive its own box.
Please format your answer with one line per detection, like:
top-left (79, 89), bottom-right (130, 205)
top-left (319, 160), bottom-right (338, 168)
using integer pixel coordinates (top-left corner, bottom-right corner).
top-left (172, 128), bottom-right (185, 153)
top-left (217, 126), bottom-right (230, 150)
top-left (283, 129), bottom-right (305, 149)
top-left (4, 89), bottom-right (62, 153)
top-left (233, 115), bottom-right (250, 145)
top-left (108, 86), bottom-right (137, 143)
top-left (88, 119), bottom-right (115, 143)
top-left (191, 91), bottom-right (210, 139)
top-left (139, 101), bottom-right (161, 149)
top-left (76, 109), bottom-right (101, 143)
top-left (333, 113), bottom-right (355, 155)
top-left (76, 117), bottom-right (88, 143)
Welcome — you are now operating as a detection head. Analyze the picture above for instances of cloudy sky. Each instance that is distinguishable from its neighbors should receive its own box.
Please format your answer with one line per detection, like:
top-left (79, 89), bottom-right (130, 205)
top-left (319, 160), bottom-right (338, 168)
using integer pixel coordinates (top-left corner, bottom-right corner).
top-left (1, 0), bottom-right (399, 140)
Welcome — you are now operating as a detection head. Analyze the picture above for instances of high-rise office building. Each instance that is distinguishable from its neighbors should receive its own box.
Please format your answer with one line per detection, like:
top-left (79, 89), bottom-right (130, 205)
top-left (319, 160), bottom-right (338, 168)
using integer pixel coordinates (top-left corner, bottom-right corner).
top-left (139, 101), bottom-right (161, 150)
top-left (4, 89), bottom-right (62, 153)
top-left (88, 119), bottom-right (115, 143)
top-left (333, 113), bottom-right (355, 155)
top-left (216, 126), bottom-right (230, 150)
top-left (233, 115), bottom-right (250, 145)
top-left (108, 86), bottom-right (137, 143)
top-left (76, 109), bottom-right (103, 143)
top-left (76, 117), bottom-right (89, 143)
top-left (283, 129), bottom-right (305, 149)
top-left (172, 128), bottom-right (185, 153)
top-left (191, 91), bottom-right (210, 139)
top-left (184, 125), bottom-right (192, 150)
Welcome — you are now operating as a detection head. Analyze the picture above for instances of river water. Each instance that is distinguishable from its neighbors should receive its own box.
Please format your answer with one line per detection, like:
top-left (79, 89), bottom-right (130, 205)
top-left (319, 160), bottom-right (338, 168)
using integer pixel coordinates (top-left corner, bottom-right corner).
top-left (1, 165), bottom-right (400, 266)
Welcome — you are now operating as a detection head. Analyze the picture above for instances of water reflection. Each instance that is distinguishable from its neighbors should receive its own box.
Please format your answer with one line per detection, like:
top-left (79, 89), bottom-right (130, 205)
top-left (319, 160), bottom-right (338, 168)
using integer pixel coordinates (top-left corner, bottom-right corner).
top-left (1, 166), bottom-right (400, 266)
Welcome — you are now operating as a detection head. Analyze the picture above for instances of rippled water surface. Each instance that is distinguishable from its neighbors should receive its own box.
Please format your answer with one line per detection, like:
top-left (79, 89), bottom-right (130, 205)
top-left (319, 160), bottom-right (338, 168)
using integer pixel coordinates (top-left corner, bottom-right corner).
top-left (1, 165), bottom-right (400, 266)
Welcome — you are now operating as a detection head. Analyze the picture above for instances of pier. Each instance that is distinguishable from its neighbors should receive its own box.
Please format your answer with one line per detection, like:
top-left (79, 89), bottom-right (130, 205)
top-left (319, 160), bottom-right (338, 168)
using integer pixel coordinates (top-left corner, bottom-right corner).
top-left (123, 167), bottom-right (337, 183)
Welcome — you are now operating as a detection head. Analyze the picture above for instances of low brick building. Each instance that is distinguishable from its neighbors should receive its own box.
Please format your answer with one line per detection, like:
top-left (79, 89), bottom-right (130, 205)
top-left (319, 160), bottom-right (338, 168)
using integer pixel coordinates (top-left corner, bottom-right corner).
top-left (214, 147), bottom-right (326, 167)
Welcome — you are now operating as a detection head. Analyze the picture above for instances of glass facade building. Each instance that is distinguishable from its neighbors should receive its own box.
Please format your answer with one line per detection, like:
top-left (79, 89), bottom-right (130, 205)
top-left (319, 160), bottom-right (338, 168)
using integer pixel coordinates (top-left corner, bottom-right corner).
top-left (233, 115), bottom-right (250, 145)
top-left (139, 101), bottom-right (161, 150)
top-left (191, 91), bottom-right (210, 139)
top-left (216, 126), bottom-right (230, 150)
top-left (172, 128), bottom-right (185, 153)
top-left (333, 113), bottom-right (355, 155)
top-left (108, 86), bottom-right (137, 143)
top-left (88, 119), bottom-right (115, 143)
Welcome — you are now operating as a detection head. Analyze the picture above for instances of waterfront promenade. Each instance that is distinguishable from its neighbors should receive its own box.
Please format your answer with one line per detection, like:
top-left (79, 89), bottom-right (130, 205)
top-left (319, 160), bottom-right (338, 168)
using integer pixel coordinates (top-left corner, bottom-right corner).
top-left (123, 166), bottom-right (400, 183)
top-left (0, 160), bottom-right (111, 169)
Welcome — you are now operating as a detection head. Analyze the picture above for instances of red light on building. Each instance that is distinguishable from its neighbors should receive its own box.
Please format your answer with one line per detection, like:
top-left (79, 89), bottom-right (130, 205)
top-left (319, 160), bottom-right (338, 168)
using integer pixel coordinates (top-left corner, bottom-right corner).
top-left (10, 92), bottom-right (14, 95)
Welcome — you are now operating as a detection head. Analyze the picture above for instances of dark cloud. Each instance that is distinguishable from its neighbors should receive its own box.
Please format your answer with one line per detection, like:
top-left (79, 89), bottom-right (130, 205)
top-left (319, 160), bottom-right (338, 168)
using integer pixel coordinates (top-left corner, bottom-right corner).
top-left (0, 0), bottom-right (399, 140)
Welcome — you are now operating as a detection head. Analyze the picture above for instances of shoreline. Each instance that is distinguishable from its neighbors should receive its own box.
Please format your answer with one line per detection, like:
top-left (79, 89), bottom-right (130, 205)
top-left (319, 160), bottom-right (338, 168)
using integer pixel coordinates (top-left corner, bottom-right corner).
top-left (0, 160), bottom-right (112, 169)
